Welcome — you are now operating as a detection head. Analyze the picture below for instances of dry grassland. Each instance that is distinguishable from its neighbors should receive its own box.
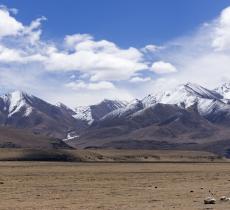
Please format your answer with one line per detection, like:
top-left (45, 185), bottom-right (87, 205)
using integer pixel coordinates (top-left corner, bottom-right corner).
top-left (0, 161), bottom-right (230, 210)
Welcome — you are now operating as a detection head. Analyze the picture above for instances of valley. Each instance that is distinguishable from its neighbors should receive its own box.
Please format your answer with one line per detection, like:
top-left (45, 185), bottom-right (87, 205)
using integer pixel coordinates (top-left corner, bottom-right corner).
top-left (1, 2), bottom-right (230, 210)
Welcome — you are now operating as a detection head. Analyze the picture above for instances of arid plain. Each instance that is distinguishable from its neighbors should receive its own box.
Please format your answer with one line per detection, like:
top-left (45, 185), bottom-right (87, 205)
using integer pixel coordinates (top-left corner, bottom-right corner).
top-left (0, 152), bottom-right (230, 210)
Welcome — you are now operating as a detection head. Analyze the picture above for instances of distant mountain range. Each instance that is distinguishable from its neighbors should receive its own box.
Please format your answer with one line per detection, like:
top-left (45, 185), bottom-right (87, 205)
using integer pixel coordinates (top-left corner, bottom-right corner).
top-left (2, 82), bottom-right (230, 156)
top-left (74, 99), bottom-right (127, 124)
top-left (0, 91), bottom-right (87, 139)
top-left (68, 82), bottom-right (230, 156)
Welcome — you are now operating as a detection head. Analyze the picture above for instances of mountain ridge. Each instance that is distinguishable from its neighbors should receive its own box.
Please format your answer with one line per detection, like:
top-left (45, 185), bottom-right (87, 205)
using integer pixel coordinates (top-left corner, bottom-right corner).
top-left (2, 82), bottom-right (230, 155)
top-left (66, 82), bottom-right (230, 156)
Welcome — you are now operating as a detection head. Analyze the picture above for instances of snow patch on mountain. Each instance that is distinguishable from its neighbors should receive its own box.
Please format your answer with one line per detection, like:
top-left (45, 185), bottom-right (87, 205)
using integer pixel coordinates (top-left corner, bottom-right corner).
top-left (2, 91), bottom-right (33, 117)
top-left (8, 91), bottom-right (24, 113)
top-left (24, 106), bottom-right (33, 117)
top-left (74, 99), bottom-right (128, 124)
top-left (63, 132), bottom-right (79, 141)
top-left (142, 83), bottom-right (222, 109)
top-left (73, 106), bottom-right (93, 124)
top-left (100, 99), bottom-right (143, 120)
top-left (215, 82), bottom-right (230, 99)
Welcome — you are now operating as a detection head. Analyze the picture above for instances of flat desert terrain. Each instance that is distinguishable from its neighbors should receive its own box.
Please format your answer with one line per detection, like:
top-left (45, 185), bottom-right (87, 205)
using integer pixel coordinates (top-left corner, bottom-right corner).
top-left (0, 149), bottom-right (223, 162)
top-left (1, 161), bottom-right (230, 210)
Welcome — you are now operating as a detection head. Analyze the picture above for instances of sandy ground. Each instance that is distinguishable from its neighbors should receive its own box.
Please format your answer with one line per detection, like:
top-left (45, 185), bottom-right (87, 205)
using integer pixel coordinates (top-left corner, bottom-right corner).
top-left (0, 162), bottom-right (230, 210)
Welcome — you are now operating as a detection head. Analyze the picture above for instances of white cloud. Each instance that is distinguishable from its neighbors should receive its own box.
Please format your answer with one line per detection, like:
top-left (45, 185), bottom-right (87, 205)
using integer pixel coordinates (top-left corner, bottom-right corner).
top-left (0, 6), bottom-right (146, 106)
top-left (0, 7), bottom-right (46, 63)
top-left (70, 74), bottom-right (76, 79)
top-left (142, 6), bottom-right (230, 92)
top-left (151, 61), bottom-right (177, 74)
top-left (0, 45), bottom-right (22, 62)
top-left (2, 4), bottom-right (230, 106)
top-left (0, 5), bottom-right (18, 15)
top-left (212, 7), bottom-right (230, 51)
top-left (0, 45), bottom-right (46, 63)
top-left (64, 34), bottom-right (93, 48)
top-left (142, 44), bottom-right (162, 53)
top-left (129, 76), bottom-right (151, 83)
top-left (23, 16), bottom-right (47, 45)
top-left (0, 7), bottom-right (23, 37)
top-left (65, 80), bottom-right (115, 90)
top-left (44, 35), bottom-right (147, 81)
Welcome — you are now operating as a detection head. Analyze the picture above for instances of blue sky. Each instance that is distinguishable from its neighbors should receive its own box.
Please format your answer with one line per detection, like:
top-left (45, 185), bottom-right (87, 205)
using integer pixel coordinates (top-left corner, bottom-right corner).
top-left (1, 1), bottom-right (230, 106)
top-left (2, 0), bottom-right (230, 47)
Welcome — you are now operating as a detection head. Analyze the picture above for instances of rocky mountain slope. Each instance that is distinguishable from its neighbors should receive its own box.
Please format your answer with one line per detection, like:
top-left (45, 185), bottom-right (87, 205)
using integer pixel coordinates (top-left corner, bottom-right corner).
top-left (0, 126), bottom-right (70, 149)
top-left (67, 82), bottom-right (230, 156)
top-left (2, 82), bottom-right (230, 154)
top-left (0, 91), bottom-right (86, 139)
top-left (74, 99), bottom-right (127, 124)
top-left (0, 91), bottom-right (127, 148)
top-left (215, 82), bottom-right (230, 100)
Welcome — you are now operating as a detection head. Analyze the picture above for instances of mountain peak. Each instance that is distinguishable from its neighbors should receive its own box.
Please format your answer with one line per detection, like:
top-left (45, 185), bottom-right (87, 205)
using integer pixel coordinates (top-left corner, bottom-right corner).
top-left (142, 82), bottom-right (222, 109)
top-left (0, 90), bottom-right (34, 117)
top-left (168, 82), bottom-right (222, 99)
top-left (56, 102), bottom-right (69, 109)
top-left (182, 82), bottom-right (199, 87)
top-left (215, 82), bottom-right (230, 99)
top-left (178, 82), bottom-right (210, 93)
top-left (7, 90), bottom-right (31, 97)
top-left (182, 82), bottom-right (203, 90)
top-left (218, 82), bottom-right (230, 88)
top-left (101, 99), bottom-right (113, 103)
top-left (97, 99), bottom-right (128, 107)
top-left (74, 99), bottom-right (127, 124)
top-left (215, 82), bottom-right (230, 92)
top-left (7, 90), bottom-right (24, 102)
top-left (3, 90), bottom-right (35, 104)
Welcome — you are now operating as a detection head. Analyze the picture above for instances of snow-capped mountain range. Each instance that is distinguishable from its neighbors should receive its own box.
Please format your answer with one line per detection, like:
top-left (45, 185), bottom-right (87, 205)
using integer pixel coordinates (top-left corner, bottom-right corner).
top-left (2, 81), bottom-right (230, 152)
top-left (74, 99), bottom-right (127, 124)
top-left (141, 82), bottom-right (230, 123)
top-left (98, 82), bottom-right (230, 124)
top-left (214, 82), bottom-right (230, 99)
top-left (66, 82), bottom-right (230, 153)
top-left (142, 82), bottom-right (223, 108)
top-left (0, 90), bottom-right (86, 139)
top-left (1, 91), bottom-right (34, 118)
top-left (0, 90), bottom-right (128, 140)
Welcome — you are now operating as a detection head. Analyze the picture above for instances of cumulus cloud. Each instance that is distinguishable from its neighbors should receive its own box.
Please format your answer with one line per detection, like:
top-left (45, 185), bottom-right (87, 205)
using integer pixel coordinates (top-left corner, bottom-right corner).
top-left (141, 44), bottom-right (163, 53)
top-left (0, 44), bottom-right (46, 64)
top-left (64, 34), bottom-right (93, 48)
top-left (23, 16), bottom-right (47, 45)
top-left (151, 61), bottom-right (177, 74)
top-left (2, 4), bottom-right (230, 106)
top-left (212, 7), bottom-right (230, 51)
top-left (0, 5), bottom-right (148, 104)
top-left (129, 76), bottom-right (151, 83)
top-left (0, 5), bottom-right (45, 44)
top-left (45, 34), bottom-right (147, 81)
top-left (0, 5), bottom-right (18, 14)
top-left (0, 7), bottom-right (47, 63)
top-left (0, 45), bottom-right (22, 62)
top-left (150, 5), bottom-right (230, 90)
top-left (0, 7), bottom-right (23, 37)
